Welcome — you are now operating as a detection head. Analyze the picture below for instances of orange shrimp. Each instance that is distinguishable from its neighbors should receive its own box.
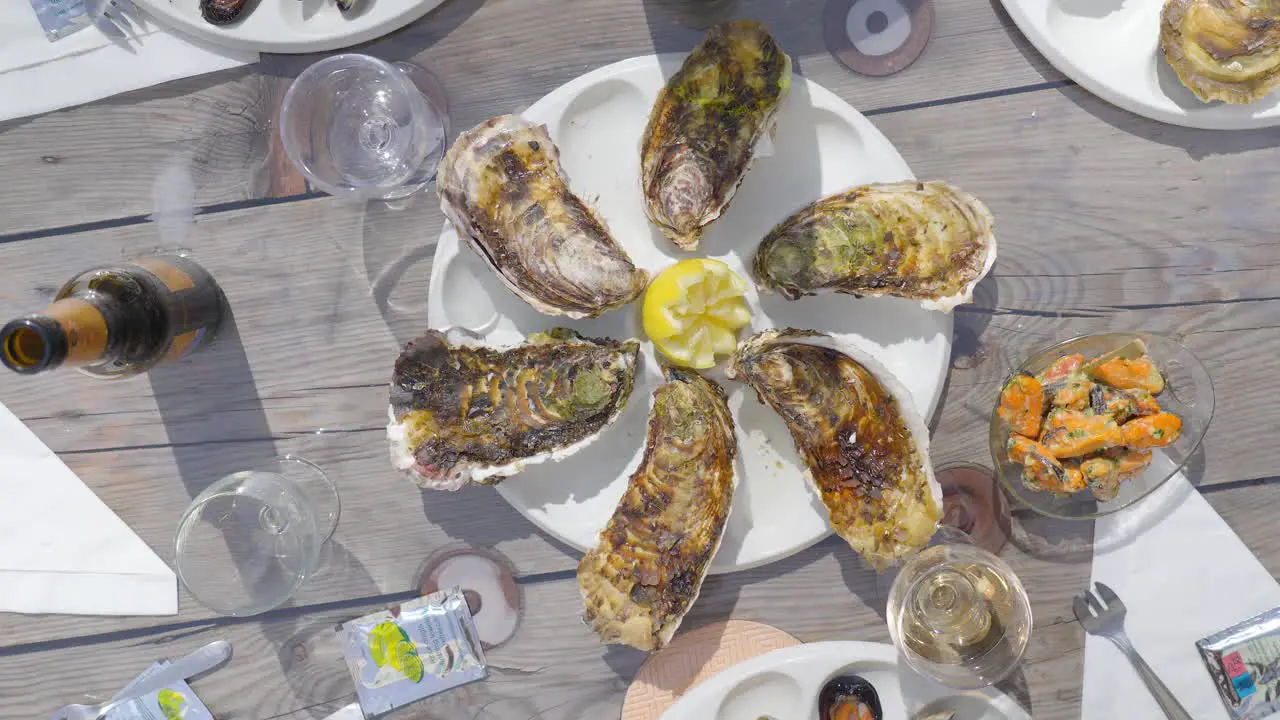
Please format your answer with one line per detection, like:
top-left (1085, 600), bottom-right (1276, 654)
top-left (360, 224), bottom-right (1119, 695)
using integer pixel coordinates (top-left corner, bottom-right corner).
top-left (1050, 373), bottom-right (1094, 410)
top-left (1121, 412), bottom-right (1182, 449)
top-left (1090, 355), bottom-right (1165, 394)
top-left (1080, 455), bottom-right (1121, 501)
top-left (1022, 450), bottom-right (1072, 493)
top-left (998, 373), bottom-right (1045, 438)
top-left (1038, 353), bottom-right (1084, 385)
top-left (1107, 447), bottom-right (1154, 480)
top-left (1041, 413), bottom-right (1124, 458)
top-left (1008, 435), bottom-right (1050, 465)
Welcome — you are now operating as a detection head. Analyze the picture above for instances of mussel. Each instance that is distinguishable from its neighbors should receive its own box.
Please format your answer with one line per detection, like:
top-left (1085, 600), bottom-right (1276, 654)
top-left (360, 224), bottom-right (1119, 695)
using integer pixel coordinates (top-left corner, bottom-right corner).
top-left (199, 0), bottom-right (246, 25)
top-left (818, 675), bottom-right (883, 720)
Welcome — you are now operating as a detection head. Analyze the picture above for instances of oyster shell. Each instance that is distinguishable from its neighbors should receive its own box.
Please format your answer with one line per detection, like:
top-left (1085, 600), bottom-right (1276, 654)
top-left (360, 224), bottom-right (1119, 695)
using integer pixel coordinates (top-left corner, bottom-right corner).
top-left (726, 329), bottom-right (941, 569)
top-left (752, 181), bottom-right (996, 312)
top-left (641, 20), bottom-right (792, 250)
top-left (388, 328), bottom-right (640, 491)
top-left (578, 367), bottom-right (737, 650)
top-left (1161, 0), bottom-right (1280, 104)
top-left (438, 115), bottom-right (649, 319)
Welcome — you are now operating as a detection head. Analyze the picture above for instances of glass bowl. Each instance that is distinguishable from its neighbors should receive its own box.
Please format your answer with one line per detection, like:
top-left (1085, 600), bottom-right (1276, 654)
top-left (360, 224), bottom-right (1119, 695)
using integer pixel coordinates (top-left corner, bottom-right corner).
top-left (988, 332), bottom-right (1214, 519)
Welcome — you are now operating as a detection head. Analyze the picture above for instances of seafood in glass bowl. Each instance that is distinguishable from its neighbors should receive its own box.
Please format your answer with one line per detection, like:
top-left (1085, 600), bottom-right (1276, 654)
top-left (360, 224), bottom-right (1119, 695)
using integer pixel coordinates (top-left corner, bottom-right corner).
top-left (988, 333), bottom-right (1214, 519)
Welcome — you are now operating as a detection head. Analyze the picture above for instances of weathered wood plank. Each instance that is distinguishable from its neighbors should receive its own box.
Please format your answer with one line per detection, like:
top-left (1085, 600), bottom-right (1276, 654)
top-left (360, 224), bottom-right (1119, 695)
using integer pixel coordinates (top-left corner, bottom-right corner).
top-left (0, 532), bottom-right (1098, 720)
top-left (0, 0), bottom-right (1057, 237)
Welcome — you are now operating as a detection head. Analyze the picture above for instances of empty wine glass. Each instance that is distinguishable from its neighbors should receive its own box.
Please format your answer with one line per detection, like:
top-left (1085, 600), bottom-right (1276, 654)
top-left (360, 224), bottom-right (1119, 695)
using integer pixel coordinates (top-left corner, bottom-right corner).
top-left (280, 54), bottom-right (450, 201)
top-left (175, 455), bottom-right (340, 616)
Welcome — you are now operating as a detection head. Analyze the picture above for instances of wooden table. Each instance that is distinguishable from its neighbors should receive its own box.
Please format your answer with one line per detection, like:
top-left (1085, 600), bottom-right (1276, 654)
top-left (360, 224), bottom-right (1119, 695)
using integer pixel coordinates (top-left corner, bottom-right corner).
top-left (2, 0), bottom-right (1278, 717)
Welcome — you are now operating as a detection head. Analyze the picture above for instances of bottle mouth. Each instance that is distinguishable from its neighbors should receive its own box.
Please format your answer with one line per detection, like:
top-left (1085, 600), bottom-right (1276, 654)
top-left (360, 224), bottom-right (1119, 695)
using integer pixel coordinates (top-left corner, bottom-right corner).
top-left (1, 319), bottom-right (59, 374)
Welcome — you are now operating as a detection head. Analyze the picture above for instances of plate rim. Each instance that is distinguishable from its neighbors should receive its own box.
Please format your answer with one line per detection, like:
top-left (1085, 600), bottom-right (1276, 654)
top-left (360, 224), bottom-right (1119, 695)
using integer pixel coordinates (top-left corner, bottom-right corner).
top-left (134, 0), bottom-right (446, 54)
top-left (426, 53), bottom-right (954, 574)
top-left (999, 0), bottom-right (1280, 130)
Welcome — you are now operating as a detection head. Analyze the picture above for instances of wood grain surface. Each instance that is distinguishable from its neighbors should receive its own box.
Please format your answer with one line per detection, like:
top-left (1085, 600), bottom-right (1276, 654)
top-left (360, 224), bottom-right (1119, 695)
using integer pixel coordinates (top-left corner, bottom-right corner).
top-left (1, 0), bottom-right (1278, 717)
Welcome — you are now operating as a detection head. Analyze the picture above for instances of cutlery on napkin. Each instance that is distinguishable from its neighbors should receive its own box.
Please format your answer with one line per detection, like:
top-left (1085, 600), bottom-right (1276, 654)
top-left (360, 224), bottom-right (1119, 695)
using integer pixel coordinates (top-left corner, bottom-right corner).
top-left (0, 4), bottom-right (257, 124)
top-left (0, 401), bottom-right (176, 615)
top-left (1082, 455), bottom-right (1280, 719)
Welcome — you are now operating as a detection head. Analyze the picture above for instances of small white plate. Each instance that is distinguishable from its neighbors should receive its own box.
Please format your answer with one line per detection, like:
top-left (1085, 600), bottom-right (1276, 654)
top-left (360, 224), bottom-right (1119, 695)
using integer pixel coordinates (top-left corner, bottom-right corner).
top-left (136, 0), bottom-right (446, 54)
top-left (662, 641), bottom-right (1031, 720)
top-left (1002, 0), bottom-right (1280, 129)
top-left (427, 55), bottom-right (953, 573)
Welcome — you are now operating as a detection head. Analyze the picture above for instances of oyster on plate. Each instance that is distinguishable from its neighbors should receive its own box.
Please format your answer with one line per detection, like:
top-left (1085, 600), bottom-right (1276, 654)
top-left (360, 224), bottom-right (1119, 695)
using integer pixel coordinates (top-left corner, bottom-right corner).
top-left (387, 328), bottom-right (640, 491)
top-left (578, 367), bottom-right (737, 651)
top-left (1161, 0), bottom-right (1280, 104)
top-left (726, 329), bottom-right (942, 569)
top-left (438, 115), bottom-right (649, 319)
top-left (640, 20), bottom-right (792, 250)
top-left (752, 181), bottom-right (996, 312)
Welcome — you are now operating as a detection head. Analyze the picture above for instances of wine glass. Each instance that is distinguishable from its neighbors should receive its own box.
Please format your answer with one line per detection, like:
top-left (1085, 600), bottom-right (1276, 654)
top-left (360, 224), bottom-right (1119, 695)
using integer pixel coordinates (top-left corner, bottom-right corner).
top-left (280, 54), bottom-right (450, 201)
top-left (886, 527), bottom-right (1032, 689)
top-left (174, 455), bottom-right (340, 617)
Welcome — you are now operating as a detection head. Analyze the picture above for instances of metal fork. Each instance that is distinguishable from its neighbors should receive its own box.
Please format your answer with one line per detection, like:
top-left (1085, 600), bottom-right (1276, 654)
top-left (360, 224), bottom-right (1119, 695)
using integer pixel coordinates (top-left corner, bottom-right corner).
top-left (83, 0), bottom-right (139, 39)
top-left (1073, 582), bottom-right (1193, 720)
top-left (47, 640), bottom-right (232, 720)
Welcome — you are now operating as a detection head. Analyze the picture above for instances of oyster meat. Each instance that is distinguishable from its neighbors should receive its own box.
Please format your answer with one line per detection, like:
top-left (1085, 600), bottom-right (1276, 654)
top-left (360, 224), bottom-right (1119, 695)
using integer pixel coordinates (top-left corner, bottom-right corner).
top-left (752, 181), bottom-right (996, 312)
top-left (641, 20), bottom-right (792, 250)
top-left (726, 329), bottom-right (941, 568)
top-left (1161, 0), bottom-right (1280, 104)
top-left (438, 115), bottom-right (649, 319)
top-left (388, 328), bottom-right (640, 491)
top-left (578, 367), bottom-right (737, 650)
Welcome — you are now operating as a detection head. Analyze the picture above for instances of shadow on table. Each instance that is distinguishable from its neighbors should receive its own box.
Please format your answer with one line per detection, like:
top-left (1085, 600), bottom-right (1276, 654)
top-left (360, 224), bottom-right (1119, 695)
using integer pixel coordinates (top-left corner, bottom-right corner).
top-left (1009, 441), bottom-right (1207, 564)
top-left (641, 0), bottom-right (829, 61)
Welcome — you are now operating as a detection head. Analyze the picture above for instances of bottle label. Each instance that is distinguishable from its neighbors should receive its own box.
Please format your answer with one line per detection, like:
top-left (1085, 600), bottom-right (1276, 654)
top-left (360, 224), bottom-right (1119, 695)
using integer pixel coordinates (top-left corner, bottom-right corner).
top-left (132, 258), bottom-right (195, 293)
top-left (44, 298), bottom-right (109, 365)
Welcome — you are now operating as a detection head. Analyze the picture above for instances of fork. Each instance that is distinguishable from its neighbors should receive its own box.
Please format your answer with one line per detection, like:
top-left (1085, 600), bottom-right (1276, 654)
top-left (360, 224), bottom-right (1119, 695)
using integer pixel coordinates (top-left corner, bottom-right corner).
top-left (83, 0), bottom-right (139, 39)
top-left (47, 640), bottom-right (232, 720)
top-left (1073, 582), bottom-right (1193, 720)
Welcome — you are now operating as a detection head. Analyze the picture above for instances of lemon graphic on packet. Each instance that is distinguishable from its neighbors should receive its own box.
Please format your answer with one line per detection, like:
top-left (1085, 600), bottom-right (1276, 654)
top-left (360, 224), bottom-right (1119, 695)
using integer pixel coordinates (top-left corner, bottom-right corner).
top-left (395, 640), bottom-right (426, 683)
top-left (369, 621), bottom-right (410, 670)
top-left (157, 689), bottom-right (186, 720)
top-left (642, 259), bottom-right (752, 369)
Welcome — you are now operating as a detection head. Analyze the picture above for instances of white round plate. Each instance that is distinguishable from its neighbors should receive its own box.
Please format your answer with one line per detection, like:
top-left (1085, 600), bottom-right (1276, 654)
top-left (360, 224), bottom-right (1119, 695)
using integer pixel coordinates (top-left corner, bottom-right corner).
top-left (136, 0), bottom-right (445, 53)
top-left (1002, 0), bottom-right (1280, 129)
top-left (428, 55), bottom-right (953, 573)
top-left (661, 641), bottom-right (1031, 720)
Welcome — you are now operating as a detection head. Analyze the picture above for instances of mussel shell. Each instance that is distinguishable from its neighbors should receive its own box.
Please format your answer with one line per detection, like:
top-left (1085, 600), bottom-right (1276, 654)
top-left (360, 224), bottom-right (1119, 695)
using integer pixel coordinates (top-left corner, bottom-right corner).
top-left (819, 675), bottom-right (883, 720)
top-left (200, 0), bottom-right (246, 24)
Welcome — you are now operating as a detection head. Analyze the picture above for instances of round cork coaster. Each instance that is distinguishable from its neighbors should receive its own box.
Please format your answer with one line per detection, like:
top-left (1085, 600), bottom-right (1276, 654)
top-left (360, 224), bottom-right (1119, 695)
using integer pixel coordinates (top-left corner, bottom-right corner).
top-left (621, 620), bottom-right (802, 720)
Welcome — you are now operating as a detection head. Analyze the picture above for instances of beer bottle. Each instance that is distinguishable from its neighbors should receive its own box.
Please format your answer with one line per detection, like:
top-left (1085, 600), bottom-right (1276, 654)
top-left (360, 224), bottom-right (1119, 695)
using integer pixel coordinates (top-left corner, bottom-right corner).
top-left (0, 255), bottom-right (227, 378)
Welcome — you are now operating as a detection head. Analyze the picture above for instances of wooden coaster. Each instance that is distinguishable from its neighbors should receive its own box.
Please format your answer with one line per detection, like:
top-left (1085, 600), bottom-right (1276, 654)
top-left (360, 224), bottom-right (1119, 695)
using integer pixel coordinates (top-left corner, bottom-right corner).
top-left (621, 620), bottom-right (801, 720)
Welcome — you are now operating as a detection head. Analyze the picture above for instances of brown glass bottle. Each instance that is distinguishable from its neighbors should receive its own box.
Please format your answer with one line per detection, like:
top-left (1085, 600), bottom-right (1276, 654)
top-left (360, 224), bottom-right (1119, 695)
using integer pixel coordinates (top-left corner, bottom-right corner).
top-left (0, 255), bottom-right (227, 378)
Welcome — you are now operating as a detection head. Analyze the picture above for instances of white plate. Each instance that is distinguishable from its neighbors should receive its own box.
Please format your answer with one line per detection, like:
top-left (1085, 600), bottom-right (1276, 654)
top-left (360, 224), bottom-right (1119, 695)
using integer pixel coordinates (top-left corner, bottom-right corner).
top-left (136, 0), bottom-right (445, 53)
top-left (1002, 0), bottom-right (1280, 129)
top-left (427, 55), bottom-right (953, 573)
top-left (662, 641), bottom-right (1031, 720)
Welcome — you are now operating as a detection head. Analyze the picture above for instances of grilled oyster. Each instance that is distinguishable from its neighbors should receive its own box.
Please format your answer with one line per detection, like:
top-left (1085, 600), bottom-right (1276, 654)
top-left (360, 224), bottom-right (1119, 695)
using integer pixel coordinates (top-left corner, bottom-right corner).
top-left (388, 328), bottom-right (640, 491)
top-left (439, 115), bottom-right (649, 319)
top-left (578, 367), bottom-right (737, 650)
top-left (752, 181), bottom-right (996, 312)
top-left (1161, 0), bottom-right (1280, 104)
top-left (641, 21), bottom-right (792, 250)
top-left (726, 329), bottom-right (941, 568)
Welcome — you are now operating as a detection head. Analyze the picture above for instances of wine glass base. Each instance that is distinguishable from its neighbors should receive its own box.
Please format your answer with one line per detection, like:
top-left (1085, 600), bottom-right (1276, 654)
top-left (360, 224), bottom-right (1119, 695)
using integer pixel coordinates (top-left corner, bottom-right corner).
top-left (279, 455), bottom-right (341, 542)
top-left (936, 462), bottom-right (1011, 556)
top-left (417, 545), bottom-right (522, 650)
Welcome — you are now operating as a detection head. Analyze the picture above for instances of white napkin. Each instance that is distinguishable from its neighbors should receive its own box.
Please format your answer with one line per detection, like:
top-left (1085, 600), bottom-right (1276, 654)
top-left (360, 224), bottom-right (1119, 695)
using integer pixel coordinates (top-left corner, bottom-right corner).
top-left (1082, 458), bottom-right (1280, 719)
top-left (0, 401), bottom-right (176, 615)
top-left (0, 5), bottom-right (258, 124)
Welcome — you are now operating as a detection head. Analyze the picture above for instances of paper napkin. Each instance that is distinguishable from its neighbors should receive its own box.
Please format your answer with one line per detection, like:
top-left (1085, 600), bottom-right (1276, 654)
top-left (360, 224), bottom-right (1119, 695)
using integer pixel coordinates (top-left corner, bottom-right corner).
top-left (0, 5), bottom-right (258, 124)
top-left (0, 401), bottom-right (176, 615)
top-left (1082, 458), bottom-right (1280, 719)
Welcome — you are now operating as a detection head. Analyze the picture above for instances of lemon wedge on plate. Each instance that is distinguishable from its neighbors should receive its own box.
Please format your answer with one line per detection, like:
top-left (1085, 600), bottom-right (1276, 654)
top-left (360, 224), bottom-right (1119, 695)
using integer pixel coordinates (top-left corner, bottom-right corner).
top-left (643, 259), bottom-right (752, 369)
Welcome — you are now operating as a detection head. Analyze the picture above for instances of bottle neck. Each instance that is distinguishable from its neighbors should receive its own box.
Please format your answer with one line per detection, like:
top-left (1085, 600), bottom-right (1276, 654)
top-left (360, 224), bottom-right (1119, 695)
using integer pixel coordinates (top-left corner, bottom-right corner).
top-left (0, 296), bottom-right (115, 374)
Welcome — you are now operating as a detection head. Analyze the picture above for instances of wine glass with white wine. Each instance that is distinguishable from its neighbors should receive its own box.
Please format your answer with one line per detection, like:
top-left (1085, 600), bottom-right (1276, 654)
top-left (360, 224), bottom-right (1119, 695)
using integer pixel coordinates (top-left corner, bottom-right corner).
top-left (886, 526), bottom-right (1032, 689)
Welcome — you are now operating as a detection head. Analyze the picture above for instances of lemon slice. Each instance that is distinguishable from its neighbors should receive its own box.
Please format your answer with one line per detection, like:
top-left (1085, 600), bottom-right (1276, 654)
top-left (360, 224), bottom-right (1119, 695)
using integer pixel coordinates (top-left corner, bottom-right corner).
top-left (643, 259), bottom-right (752, 369)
